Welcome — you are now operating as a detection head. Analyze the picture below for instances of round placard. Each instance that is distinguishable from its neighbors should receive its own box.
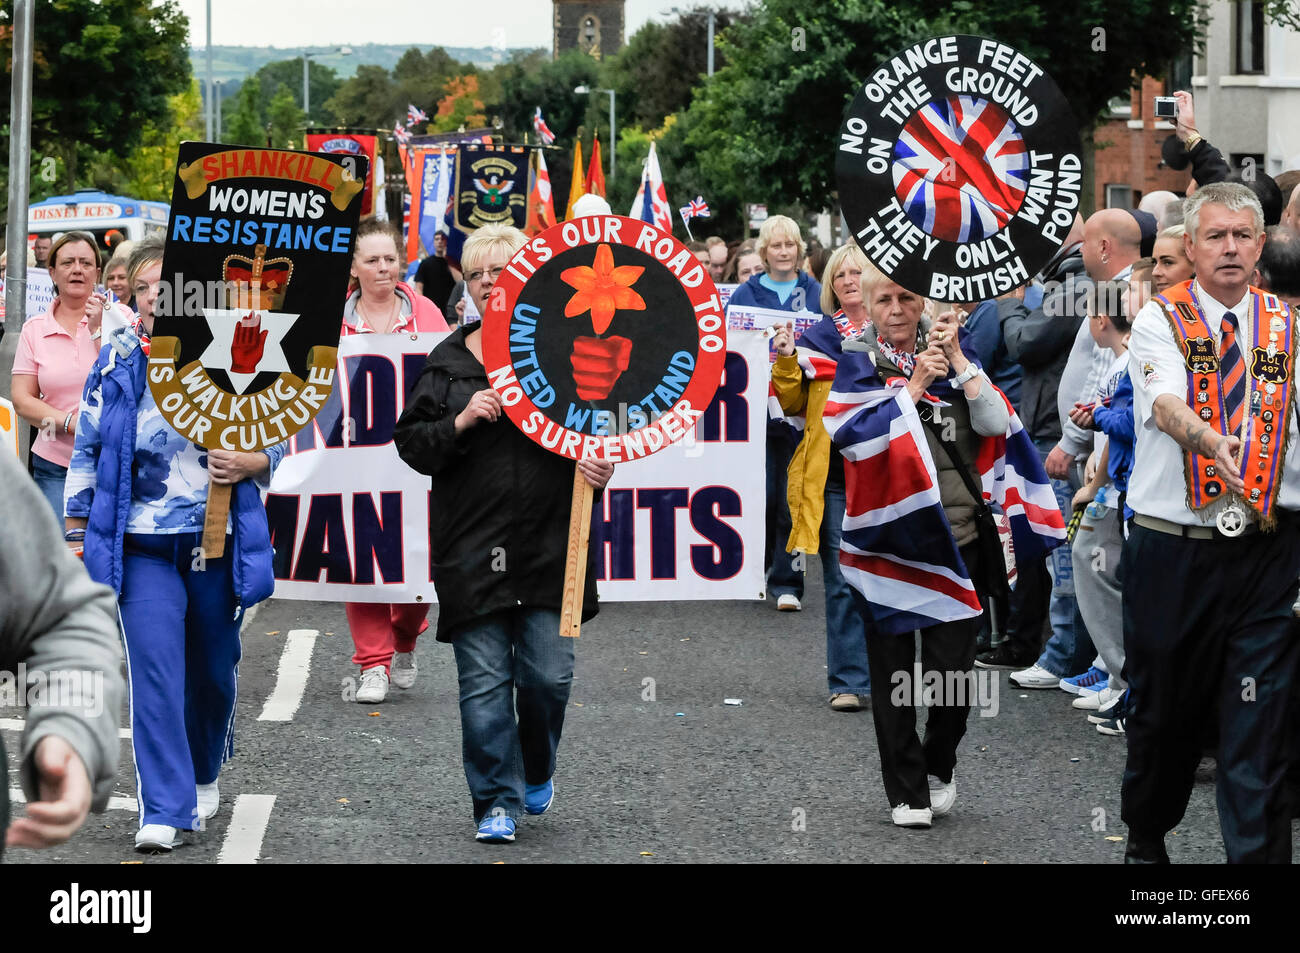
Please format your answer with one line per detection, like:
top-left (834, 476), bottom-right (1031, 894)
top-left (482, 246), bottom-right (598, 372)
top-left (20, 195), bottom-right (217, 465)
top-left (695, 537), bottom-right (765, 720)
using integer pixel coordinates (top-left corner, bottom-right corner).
top-left (836, 35), bottom-right (1082, 303)
top-left (481, 215), bottom-right (727, 463)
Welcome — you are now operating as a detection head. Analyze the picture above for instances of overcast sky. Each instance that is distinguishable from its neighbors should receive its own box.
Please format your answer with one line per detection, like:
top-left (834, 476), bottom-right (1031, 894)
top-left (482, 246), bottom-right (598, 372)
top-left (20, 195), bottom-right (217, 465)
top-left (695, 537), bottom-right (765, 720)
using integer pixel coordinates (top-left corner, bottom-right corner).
top-left (176, 0), bottom-right (693, 51)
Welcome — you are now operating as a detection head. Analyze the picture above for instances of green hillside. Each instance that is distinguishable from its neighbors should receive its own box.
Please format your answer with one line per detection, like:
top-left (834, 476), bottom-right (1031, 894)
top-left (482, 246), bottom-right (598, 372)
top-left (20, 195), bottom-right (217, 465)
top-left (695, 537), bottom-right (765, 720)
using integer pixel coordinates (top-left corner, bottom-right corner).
top-left (188, 43), bottom-right (541, 85)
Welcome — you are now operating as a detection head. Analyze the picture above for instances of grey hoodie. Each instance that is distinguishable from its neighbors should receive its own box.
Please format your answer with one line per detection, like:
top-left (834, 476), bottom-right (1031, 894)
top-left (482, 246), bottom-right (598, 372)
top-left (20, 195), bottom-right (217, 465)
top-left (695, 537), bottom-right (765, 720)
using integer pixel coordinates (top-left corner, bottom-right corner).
top-left (0, 447), bottom-right (123, 831)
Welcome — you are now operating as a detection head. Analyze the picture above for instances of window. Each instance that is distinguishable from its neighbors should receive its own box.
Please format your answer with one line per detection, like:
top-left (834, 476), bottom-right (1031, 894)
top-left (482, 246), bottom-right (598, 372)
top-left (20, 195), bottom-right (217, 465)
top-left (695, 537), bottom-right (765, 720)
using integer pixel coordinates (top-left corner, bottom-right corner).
top-left (1167, 50), bottom-right (1194, 93)
top-left (1105, 185), bottom-right (1133, 209)
top-left (1235, 0), bottom-right (1265, 74)
top-left (1107, 95), bottom-right (1132, 118)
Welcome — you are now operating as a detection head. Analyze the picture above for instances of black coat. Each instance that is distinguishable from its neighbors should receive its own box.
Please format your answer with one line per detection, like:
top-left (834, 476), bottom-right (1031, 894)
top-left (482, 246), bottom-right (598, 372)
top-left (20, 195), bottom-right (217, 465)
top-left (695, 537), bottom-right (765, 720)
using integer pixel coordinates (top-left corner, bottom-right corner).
top-left (394, 326), bottom-right (600, 640)
top-left (998, 243), bottom-right (1091, 443)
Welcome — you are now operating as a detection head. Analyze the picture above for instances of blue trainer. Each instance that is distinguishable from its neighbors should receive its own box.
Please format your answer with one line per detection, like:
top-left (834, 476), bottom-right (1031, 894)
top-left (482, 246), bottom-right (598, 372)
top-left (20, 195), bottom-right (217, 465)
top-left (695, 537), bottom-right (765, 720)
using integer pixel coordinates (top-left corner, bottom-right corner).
top-left (475, 814), bottom-right (516, 842)
top-left (524, 778), bottom-right (554, 816)
top-left (1059, 665), bottom-right (1107, 695)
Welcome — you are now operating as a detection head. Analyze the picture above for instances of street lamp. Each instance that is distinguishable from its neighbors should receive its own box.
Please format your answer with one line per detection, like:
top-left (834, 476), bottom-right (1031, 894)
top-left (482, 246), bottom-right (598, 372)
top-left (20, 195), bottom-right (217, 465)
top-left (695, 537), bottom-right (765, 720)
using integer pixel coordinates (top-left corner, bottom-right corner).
top-left (574, 85), bottom-right (615, 181)
top-left (214, 80), bottom-right (224, 140)
top-left (668, 6), bottom-right (715, 76)
top-left (302, 46), bottom-right (352, 120)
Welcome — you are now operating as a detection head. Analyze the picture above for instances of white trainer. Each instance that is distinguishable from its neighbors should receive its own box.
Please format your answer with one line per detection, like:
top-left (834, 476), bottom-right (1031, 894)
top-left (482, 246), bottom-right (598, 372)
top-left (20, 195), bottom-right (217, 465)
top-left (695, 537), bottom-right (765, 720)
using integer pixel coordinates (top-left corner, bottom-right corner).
top-left (1073, 684), bottom-right (1122, 711)
top-left (135, 824), bottom-right (181, 852)
top-left (356, 666), bottom-right (389, 704)
top-left (196, 781), bottom-right (220, 820)
top-left (390, 652), bottom-right (418, 690)
top-left (776, 594), bottom-right (802, 611)
top-left (1009, 663), bottom-right (1061, 689)
top-left (891, 804), bottom-right (933, 828)
top-left (928, 774), bottom-right (956, 817)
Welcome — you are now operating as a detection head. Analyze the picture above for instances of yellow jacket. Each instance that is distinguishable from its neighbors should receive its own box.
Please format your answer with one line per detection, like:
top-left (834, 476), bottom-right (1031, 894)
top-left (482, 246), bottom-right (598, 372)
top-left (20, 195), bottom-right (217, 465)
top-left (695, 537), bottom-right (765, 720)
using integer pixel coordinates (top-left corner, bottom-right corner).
top-left (771, 353), bottom-right (831, 554)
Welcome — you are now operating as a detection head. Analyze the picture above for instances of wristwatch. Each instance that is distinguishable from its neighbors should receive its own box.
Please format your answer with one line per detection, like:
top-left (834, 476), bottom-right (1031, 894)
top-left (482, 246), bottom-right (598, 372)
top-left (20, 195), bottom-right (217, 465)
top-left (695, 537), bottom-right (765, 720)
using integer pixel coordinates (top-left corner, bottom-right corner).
top-left (952, 363), bottom-right (980, 386)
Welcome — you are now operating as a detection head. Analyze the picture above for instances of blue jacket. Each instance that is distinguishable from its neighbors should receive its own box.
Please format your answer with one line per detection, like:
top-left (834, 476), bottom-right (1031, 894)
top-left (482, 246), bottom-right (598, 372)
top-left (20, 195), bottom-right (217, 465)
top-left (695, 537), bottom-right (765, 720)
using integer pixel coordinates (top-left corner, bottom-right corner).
top-left (963, 300), bottom-right (1022, 410)
top-left (727, 271), bottom-right (824, 316)
top-left (80, 327), bottom-right (275, 611)
top-left (1091, 370), bottom-right (1135, 506)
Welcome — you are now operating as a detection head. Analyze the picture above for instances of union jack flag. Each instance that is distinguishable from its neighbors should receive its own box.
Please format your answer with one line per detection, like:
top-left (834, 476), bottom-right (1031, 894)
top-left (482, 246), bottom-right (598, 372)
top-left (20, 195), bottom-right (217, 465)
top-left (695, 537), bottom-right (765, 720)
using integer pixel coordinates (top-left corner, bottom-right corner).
top-left (392, 123), bottom-right (411, 145)
top-left (679, 195), bottom-right (710, 221)
top-left (820, 330), bottom-right (1063, 635)
top-left (892, 96), bottom-right (1029, 244)
top-left (532, 107), bottom-right (556, 145)
top-left (407, 103), bottom-right (429, 126)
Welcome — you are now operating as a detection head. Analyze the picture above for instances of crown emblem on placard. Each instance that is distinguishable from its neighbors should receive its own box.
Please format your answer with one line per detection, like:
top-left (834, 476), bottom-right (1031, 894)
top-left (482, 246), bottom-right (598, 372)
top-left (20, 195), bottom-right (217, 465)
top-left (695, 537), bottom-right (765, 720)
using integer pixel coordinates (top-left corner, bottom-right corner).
top-left (222, 244), bottom-right (293, 311)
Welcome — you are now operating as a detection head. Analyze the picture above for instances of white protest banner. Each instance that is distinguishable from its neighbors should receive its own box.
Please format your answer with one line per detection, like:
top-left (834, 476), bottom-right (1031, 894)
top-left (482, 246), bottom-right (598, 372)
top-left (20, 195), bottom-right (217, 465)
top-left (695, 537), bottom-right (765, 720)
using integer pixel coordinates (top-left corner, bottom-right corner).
top-left (267, 330), bottom-right (768, 603)
top-left (594, 329), bottom-right (767, 600)
top-left (0, 267), bottom-right (55, 323)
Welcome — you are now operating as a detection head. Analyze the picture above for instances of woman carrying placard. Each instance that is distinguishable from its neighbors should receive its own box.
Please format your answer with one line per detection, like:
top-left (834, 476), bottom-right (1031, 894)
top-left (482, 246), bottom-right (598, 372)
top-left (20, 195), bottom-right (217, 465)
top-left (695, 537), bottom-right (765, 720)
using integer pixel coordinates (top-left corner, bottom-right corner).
top-left (395, 224), bottom-right (613, 844)
top-left (63, 238), bottom-right (284, 852)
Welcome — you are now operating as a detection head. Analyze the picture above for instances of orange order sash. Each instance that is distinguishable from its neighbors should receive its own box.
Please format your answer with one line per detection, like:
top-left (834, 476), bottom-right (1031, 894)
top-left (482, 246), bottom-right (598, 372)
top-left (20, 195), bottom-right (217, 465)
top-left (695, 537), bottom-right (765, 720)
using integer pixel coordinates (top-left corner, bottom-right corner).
top-left (1155, 281), bottom-right (1295, 527)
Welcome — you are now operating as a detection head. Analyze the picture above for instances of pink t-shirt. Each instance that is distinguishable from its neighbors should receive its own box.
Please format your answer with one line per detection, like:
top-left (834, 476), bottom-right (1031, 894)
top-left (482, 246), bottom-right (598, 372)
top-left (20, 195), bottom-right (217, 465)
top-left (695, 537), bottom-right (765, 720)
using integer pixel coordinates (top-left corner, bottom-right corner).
top-left (11, 301), bottom-right (100, 467)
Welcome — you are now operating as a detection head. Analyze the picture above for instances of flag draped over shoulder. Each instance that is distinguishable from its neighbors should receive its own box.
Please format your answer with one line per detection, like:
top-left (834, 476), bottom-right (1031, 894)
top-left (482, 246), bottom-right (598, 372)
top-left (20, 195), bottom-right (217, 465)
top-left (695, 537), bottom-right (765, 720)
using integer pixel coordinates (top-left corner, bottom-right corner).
top-left (821, 337), bottom-right (1064, 636)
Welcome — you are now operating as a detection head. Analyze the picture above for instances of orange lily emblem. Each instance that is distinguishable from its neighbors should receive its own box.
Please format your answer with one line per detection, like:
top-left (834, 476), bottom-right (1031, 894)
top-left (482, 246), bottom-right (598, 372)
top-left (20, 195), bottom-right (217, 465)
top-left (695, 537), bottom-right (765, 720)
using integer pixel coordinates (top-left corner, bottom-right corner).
top-left (560, 243), bottom-right (646, 335)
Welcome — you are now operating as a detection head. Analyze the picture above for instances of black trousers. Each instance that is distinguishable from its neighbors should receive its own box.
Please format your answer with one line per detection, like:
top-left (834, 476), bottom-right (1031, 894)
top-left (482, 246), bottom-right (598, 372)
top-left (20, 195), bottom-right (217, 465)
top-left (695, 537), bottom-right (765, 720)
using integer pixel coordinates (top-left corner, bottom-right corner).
top-left (1121, 521), bottom-right (1300, 863)
top-left (862, 544), bottom-right (983, 809)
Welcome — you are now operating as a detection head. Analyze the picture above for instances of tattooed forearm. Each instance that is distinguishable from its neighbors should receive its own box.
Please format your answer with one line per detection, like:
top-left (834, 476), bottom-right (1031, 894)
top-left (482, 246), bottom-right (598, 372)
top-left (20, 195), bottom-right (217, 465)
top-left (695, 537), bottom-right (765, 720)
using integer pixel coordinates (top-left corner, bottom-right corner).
top-left (1157, 394), bottom-right (1221, 457)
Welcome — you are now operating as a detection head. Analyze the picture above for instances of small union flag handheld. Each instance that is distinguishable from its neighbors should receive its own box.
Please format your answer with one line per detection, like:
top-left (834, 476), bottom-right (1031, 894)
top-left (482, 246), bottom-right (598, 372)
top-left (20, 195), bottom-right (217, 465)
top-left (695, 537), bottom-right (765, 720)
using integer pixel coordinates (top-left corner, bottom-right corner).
top-left (406, 104), bottom-right (428, 126)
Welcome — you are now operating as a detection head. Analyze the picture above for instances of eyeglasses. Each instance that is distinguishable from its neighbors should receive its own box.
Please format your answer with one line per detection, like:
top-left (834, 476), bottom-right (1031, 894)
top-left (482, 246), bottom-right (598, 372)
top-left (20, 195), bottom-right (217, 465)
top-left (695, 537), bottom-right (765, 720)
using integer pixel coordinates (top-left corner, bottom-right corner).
top-left (466, 265), bottom-right (506, 284)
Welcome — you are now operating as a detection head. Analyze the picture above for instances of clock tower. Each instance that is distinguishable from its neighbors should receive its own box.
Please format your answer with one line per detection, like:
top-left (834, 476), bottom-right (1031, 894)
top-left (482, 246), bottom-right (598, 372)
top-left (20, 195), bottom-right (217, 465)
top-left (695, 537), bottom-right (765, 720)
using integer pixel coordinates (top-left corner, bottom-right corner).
top-left (553, 0), bottom-right (625, 60)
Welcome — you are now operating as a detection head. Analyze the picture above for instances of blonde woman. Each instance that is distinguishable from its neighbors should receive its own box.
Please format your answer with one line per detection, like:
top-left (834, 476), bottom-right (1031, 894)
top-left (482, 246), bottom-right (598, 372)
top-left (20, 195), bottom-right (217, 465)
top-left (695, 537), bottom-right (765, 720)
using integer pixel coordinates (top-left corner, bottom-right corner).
top-left (728, 215), bottom-right (823, 613)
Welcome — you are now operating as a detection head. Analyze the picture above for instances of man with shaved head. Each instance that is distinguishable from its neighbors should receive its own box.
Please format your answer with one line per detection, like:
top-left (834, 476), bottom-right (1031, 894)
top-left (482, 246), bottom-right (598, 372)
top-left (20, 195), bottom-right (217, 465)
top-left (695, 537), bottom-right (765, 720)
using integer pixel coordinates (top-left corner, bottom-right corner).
top-left (1001, 209), bottom-right (1143, 691)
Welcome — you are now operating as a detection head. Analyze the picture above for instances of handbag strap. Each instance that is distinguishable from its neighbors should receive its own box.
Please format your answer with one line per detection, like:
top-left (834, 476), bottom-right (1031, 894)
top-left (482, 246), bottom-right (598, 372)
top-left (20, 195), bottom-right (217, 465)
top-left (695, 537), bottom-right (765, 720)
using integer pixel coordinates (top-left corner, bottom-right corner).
top-left (917, 409), bottom-right (990, 517)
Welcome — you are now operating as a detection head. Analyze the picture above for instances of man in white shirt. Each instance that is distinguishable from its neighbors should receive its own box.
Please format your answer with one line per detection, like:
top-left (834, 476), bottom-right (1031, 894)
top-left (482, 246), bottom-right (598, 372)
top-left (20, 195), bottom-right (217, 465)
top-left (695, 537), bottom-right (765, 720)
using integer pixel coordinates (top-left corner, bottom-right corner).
top-left (1123, 182), bottom-right (1300, 863)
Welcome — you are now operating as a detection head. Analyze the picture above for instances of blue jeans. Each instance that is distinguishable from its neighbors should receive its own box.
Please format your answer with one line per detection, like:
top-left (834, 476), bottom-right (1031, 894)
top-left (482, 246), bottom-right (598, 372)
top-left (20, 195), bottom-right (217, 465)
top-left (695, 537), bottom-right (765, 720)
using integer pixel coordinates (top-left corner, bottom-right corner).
top-left (766, 421), bottom-right (804, 599)
top-left (450, 608), bottom-right (574, 822)
top-left (1033, 439), bottom-right (1095, 677)
top-left (30, 453), bottom-right (67, 523)
top-left (822, 483), bottom-right (871, 695)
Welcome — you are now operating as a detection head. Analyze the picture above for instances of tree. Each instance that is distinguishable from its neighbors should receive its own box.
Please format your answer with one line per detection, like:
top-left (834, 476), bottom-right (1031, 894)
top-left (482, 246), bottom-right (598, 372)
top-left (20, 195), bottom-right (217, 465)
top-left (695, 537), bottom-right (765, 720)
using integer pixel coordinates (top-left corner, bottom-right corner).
top-left (680, 0), bottom-right (1206, 214)
top-left (252, 58), bottom-right (342, 127)
top-left (488, 49), bottom-right (601, 144)
top-left (225, 78), bottom-right (266, 147)
top-left (431, 74), bottom-right (486, 133)
top-left (84, 79), bottom-right (204, 201)
top-left (267, 84), bottom-right (304, 149)
top-left (0, 0), bottom-right (191, 190)
top-left (324, 63), bottom-right (398, 127)
top-left (604, 6), bottom-right (745, 132)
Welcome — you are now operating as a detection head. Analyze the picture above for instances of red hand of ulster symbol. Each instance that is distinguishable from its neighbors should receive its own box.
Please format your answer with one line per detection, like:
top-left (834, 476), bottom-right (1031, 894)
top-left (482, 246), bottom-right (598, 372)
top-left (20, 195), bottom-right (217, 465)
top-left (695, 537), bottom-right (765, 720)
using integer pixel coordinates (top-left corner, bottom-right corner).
top-left (571, 335), bottom-right (633, 400)
top-left (231, 312), bottom-right (268, 373)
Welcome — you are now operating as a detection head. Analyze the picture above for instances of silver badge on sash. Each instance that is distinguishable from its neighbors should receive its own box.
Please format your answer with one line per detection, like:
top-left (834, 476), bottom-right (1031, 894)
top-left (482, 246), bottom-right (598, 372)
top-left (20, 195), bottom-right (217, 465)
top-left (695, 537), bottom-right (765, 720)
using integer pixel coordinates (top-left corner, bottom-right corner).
top-left (1215, 500), bottom-right (1247, 537)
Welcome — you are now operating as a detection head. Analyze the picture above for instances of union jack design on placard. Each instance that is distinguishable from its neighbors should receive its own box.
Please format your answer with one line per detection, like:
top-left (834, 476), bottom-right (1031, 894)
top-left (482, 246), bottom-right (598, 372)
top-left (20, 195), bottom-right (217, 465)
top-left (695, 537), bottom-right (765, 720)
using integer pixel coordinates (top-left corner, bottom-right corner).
top-left (821, 338), bottom-right (1063, 635)
top-left (892, 95), bottom-right (1029, 244)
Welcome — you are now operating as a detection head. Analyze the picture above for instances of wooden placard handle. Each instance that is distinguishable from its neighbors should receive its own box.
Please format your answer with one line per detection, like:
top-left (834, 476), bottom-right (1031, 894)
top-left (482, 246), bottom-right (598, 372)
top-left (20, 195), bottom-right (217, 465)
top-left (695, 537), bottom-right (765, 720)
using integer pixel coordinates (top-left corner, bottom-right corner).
top-left (559, 465), bottom-right (595, 638)
top-left (203, 479), bottom-right (233, 559)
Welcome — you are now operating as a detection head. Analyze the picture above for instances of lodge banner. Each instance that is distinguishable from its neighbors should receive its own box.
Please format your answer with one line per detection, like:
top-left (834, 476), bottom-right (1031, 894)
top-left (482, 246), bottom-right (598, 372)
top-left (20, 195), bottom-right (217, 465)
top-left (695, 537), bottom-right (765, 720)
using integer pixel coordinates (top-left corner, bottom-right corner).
top-left (452, 143), bottom-right (528, 235)
top-left (305, 132), bottom-right (380, 216)
top-left (266, 331), bottom-right (767, 603)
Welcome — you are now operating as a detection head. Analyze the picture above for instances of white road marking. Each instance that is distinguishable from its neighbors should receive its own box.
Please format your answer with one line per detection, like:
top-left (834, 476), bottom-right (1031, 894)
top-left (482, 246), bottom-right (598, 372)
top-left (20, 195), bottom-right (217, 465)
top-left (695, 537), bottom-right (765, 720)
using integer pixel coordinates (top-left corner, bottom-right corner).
top-left (257, 629), bottom-right (318, 722)
top-left (217, 793), bottom-right (276, 864)
top-left (0, 717), bottom-right (131, 739)
top-left (9, 787), bottom-right (136, 812)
